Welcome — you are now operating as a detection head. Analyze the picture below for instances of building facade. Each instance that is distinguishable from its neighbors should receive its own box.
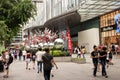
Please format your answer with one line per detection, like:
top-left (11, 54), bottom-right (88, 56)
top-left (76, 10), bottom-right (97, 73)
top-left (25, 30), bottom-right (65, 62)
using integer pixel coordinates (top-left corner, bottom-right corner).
top-left (22, 0), bottom-right (120, 52)
top-left (100, 9), bottom-right (120, 46)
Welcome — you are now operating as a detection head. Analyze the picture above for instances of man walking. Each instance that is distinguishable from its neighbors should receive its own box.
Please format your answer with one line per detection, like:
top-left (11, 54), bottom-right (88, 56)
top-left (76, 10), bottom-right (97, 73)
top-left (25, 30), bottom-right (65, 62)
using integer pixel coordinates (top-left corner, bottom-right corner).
top-left (36, 48), bottom-right (44, 73)
top-left (99, 47), bottom-right (108, 78)
top-left (42, 48), bottom-right (58, 80)
top-left (91, 45), bottom-right (99, 77)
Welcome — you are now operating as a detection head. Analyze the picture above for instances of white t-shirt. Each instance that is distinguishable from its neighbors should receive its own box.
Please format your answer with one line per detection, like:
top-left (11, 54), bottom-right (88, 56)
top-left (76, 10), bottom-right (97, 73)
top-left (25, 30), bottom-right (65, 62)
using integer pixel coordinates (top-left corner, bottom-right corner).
top-left (5, 54), bottom-right (9, 59)
top-left (22, 50), bottom-right (26, 56)
top-left (36, 51), bottom-right (45, 61)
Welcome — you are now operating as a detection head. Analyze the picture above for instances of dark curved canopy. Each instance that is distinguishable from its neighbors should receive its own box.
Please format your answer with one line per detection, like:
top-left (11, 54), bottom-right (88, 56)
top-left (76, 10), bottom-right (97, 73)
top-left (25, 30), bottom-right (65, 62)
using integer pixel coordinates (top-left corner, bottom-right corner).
top-left (43, 10), bottom-right (81, 31)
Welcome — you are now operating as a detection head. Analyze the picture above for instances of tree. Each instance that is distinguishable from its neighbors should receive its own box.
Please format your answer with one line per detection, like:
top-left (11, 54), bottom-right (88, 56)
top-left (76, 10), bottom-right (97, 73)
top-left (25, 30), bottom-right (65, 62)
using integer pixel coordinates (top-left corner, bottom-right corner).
top-left (0, 0), bottom-right (36, 47)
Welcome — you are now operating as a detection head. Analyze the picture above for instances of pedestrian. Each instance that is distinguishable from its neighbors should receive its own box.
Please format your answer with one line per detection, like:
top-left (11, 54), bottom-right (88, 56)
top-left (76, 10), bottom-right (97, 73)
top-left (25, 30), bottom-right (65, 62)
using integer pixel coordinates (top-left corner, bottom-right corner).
top-left (81, 46), bottom-right (86, 58)
top-left (13, 49), bottom-right (18, 60)
top-left (31, 49), bottom-right (36, 69)
top-left (22, 49), bottom-right (26, 61)
top-left (36, 48), bottom-right (44, 73)
top-left (3, 50), bottom-right (13, 78)
top-left (18, 49), bottom-right (22, 61)
top-left (76, 46), bottom-right (81, 58)
top-left (91, 45), bottom-right (99, 77)
top-left (25, 50), bottom-right (31, 70)
top-left (99, 47), bottom-right (108, 78)
top-left (108, 48), bottom-right (113, 65)
top-left (42, 48), bottom-right (58, 80)
top-left (111, 43), bottom-right (116, 55)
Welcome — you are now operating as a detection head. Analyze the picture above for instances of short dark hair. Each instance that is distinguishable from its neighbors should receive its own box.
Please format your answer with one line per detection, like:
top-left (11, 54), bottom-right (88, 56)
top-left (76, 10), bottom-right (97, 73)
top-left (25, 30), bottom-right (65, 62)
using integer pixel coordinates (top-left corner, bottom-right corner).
top-left (38, 48), bottom-right (42, 51)
top-left (102, 47), bottom-right (107, 51)
top-left (93, 45), bottom-right (97, 49)
top-left (45, 48), bottom-right (49, 53)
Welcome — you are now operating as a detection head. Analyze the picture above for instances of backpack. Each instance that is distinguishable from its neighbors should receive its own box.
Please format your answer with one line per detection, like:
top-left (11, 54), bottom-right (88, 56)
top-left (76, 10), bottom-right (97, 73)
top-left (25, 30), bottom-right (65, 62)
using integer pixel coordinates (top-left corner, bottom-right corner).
top-left (8, 54), bottom-right (13, 64)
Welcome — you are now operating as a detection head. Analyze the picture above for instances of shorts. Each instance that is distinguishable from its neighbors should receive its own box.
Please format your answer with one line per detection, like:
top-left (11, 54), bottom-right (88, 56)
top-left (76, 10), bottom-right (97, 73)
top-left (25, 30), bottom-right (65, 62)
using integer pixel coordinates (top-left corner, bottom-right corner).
top-left (26, 58), bottom-right (31, 63)
top-left (5, 64), bottom-right (10, 70)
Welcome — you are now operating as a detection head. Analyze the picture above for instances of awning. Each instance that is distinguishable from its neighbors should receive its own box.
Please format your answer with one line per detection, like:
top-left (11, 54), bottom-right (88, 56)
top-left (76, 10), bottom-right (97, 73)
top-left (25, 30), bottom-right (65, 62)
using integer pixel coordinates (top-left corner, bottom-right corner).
top-left (43, 10), bottom-right (81, 30)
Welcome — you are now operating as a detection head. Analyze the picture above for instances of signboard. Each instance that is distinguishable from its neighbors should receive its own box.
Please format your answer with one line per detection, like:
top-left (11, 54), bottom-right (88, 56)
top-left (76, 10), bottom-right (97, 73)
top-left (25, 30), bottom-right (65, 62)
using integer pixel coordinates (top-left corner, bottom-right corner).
top-left (101, 26), bottom-right (115, 32)
top-left (114, 14), bottom-right (120, 33)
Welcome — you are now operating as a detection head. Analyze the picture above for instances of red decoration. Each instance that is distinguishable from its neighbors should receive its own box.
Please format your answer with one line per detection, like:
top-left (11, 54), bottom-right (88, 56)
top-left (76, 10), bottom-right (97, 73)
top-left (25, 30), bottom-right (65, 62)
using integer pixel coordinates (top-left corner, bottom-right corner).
top-left (66, 28), bottom-right (73, 53)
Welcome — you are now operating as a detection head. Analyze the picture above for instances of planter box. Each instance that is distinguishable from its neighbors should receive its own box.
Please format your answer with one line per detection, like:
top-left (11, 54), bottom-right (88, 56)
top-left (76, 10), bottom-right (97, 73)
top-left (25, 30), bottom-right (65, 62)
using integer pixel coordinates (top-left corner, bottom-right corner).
top-left (54, 56), bottom-right (72, 62)
top-left (71, 58), bottom-right (86, 64)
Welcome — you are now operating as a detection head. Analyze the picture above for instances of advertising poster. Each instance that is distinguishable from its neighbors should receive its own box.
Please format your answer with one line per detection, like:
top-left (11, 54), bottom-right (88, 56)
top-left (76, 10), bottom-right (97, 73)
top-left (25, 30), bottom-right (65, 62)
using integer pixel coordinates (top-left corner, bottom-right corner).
top-left (114, 14), bottom-right (120, 33)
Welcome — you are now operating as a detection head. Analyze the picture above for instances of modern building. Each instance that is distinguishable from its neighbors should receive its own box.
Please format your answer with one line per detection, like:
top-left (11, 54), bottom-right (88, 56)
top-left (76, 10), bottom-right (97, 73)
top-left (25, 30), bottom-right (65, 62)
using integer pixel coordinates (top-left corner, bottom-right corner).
top-left (23, 0), bottom-right (120, 52)
top-left (12, 29), bottom-right (22, 43)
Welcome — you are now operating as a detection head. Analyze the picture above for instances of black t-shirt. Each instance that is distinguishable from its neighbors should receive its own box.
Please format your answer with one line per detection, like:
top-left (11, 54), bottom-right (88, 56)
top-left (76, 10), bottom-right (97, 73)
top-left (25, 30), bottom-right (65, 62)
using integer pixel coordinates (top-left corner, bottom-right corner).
top-left (112, 45), bottom-right (115, 51)
top-left (91, 51), bottom-right (99, 61)
top-left (99, 51), bottom-right (107, 60)
top-left (42, 53), bottom-right (53, 70)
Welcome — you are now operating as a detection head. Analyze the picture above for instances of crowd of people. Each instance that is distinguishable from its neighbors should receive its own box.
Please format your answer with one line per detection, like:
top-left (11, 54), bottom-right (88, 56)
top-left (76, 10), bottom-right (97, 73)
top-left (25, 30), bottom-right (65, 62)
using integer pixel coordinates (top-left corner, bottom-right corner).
top-left (0, 44), bottom-right (118, 79)
top-left (74, 46), bottom-right (86, 59)
top-left (73, 44), bottom-right (116, 78)
top-left (0, 48), bottom-right (58, 80)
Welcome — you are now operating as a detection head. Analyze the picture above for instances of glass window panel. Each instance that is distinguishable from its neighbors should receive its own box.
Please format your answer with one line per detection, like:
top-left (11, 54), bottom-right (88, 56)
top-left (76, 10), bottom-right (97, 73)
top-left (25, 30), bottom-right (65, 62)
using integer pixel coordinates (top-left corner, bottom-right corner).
top-left (103, 16), bottom-right (105, 27)
top-left (105, 31), bottom-right (108, 37)
top-left (108, 14), bottom-right (110, 26)
top-left (101, 32), bottom-right (104, 37)
top-left (108, 31), bottom-right (111, 36)
top-left (105, 15), bottom-right (108, 27)
top-left (111, 30), bottom-right (115, 36)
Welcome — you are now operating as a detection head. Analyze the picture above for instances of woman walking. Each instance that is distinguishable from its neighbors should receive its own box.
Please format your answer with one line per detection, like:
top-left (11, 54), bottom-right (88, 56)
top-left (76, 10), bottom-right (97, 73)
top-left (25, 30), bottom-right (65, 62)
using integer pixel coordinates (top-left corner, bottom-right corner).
top-left (25, 50), bottom-right (31, 70)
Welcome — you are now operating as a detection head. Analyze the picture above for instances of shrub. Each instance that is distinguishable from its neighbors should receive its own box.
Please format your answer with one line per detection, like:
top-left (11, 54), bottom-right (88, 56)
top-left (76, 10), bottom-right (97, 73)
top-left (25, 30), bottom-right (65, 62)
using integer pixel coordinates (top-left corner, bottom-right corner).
top-left (50, 49), bottom-right (70, 57)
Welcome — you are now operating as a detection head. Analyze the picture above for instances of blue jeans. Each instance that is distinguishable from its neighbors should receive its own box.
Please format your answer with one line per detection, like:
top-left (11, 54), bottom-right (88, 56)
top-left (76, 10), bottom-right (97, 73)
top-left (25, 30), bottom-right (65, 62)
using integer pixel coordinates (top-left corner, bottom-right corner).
top-left (37, 61), bottom-right (42, 72)
top-left (93, 60), bottom-right (98, 76)
top-left (101, 59), bottom-right (107, 76)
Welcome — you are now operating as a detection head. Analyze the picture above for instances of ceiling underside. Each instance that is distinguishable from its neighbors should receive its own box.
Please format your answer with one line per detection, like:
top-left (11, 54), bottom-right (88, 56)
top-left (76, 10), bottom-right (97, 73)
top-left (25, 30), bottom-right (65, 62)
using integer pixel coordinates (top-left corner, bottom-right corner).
top-left (78, 0), bottom-right (120, 22)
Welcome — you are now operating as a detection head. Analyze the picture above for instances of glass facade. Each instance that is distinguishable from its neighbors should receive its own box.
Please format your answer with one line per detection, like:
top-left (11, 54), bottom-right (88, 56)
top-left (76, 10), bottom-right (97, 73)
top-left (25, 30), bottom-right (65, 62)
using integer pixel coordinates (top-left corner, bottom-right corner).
top-left (51, 0), bottom-right (80, 18)
top-left (100, 10), bottom-right (120, 46)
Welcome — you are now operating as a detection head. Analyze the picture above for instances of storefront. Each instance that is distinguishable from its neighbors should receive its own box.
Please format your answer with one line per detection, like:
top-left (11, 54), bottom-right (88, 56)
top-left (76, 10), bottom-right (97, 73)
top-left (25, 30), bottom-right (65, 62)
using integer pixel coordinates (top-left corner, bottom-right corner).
top-left (100, 9), bottom-right (120, 46)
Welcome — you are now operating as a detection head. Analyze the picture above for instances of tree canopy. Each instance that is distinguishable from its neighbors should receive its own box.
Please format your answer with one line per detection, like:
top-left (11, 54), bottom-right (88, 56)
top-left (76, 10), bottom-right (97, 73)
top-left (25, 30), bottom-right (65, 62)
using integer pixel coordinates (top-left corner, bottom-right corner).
top-left (0, 0), bottom-right (36, 46)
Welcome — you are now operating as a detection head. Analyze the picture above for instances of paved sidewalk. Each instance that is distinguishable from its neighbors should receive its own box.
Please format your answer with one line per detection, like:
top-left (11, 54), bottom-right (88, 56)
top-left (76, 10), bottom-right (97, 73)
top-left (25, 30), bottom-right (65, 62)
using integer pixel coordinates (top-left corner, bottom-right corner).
top-left (0, 54), bottom-right (120, 80)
